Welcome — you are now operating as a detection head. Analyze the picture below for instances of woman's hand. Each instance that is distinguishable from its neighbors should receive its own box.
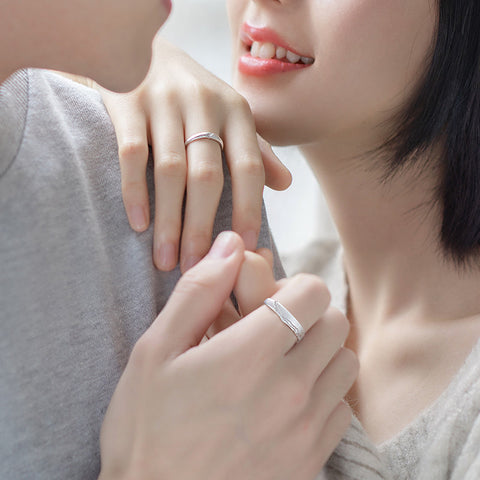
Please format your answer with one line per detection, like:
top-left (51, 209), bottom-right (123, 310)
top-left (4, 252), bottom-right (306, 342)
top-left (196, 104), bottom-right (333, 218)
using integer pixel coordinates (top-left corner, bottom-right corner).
top-left (99, 232), bottom-right (357, 480)
top-left (98, 35), bottom-right (292, 272)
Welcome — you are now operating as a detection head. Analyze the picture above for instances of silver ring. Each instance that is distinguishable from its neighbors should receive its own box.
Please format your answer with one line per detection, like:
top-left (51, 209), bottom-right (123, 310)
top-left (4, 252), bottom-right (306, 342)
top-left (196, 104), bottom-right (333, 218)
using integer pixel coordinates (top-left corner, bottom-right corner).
top-left (264, 298), bottom-right (305, 343)
top-left (184, 132), bottom-right (224, 150)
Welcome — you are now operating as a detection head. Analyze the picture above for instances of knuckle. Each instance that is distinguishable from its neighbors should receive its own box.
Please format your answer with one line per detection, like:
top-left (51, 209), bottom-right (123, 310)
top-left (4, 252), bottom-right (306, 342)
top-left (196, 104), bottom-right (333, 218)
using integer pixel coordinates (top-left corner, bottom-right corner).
top-left (230, 92), bottom-right (252, 115)
top-left (130, 332), bottom-right (156, 368)
top-left (145, 84), bottom-right (180, 105)
top-left (121, 180), bottom-right (145, 200)
top-left (188, 81), bottom-right (216, 104)
top-left (293, 274), bottom-right (331, 306)
top-left (237, 158), bottom-right (265, 180)
top-left (182, 231), bottom-right (211, 251)
top-left (156, 153), bottom-right (187, 179)
top-left (190, 163), bottom-right (224, 186)
top-left (119, 140), bottom-right (149, 163)
top-left (175, 269), bottom-right (214, 297)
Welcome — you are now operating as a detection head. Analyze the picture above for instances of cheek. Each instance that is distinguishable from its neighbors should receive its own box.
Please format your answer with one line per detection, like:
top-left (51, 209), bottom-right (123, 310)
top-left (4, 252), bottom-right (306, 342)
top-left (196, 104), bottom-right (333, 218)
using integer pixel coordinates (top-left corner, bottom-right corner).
top-left (226, 0), bottom-right (243, 40)
top-left (312, 0), bottom-right (436, 128)
top-left (232, 0), bottom-right (436, 146)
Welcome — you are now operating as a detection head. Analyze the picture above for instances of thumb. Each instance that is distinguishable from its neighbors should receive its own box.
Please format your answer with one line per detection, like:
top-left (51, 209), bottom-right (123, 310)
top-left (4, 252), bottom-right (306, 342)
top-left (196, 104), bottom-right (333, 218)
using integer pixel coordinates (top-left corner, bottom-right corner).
top-left (258, 135), bottom-right (292, 191)
top-left (150, 231), bottom-right (245, 358)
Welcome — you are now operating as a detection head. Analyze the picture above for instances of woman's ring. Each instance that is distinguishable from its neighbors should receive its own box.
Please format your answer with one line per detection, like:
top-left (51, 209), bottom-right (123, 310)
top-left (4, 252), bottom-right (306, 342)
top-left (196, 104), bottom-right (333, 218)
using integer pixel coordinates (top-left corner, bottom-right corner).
top-left (185, 132), bottom-right (224, 150)
top-left (264, 298), bottom-right (305, 343)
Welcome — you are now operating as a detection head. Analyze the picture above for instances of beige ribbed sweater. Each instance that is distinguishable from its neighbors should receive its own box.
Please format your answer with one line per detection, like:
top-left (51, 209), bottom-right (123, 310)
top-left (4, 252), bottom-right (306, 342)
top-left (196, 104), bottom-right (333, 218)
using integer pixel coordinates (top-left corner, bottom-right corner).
top-left (283, 240), bottom-right (480, 480)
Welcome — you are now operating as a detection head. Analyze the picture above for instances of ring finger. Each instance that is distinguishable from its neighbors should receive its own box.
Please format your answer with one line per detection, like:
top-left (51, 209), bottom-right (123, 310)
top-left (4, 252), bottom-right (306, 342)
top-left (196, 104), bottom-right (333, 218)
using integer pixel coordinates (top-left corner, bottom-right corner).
top-left (180, 123), bottom-right (225, 272)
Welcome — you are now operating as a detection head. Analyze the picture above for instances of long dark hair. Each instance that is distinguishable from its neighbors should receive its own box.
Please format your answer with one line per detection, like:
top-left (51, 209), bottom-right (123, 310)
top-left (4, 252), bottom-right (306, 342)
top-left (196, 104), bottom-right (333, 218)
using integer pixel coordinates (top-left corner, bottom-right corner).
top-left (383, 0), bottom-right (480, 264)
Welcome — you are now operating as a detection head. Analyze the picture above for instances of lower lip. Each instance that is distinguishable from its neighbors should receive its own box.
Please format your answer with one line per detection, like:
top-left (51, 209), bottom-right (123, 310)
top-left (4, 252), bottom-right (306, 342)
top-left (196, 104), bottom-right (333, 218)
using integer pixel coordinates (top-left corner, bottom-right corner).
top-left (238, 54), bottom-right (312, 77)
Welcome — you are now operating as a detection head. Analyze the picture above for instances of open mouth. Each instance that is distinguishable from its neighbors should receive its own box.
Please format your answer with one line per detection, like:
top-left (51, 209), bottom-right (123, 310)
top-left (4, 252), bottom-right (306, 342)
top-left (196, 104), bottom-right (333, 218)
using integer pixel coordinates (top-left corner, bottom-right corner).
top-left (247, 41), bottom-right (314, 66)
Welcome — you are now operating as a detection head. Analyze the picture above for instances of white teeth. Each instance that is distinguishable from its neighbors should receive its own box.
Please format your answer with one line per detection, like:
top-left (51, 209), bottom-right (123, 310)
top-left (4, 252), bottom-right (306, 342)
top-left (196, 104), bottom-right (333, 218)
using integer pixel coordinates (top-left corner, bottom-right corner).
top-left (251, 41), bottom-right (260, 58)
top-left (276, 46), bottom-right (286, 59)
top-left (258, 42), bottom-right (276, 59)
top-left (286, 51), bottom-right (301, 64)
top-left (249, 41), bottom-right (313, 64)
top-left (301, 56), bottom-right (314, 65)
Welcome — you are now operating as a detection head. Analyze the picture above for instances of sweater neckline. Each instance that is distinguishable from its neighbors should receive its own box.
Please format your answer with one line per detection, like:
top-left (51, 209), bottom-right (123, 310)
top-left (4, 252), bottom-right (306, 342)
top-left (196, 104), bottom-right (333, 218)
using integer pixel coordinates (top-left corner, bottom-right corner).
top-left (335, 247), bottom-right (480, 453)
top-left (376, 332), bottom-right (480, 452)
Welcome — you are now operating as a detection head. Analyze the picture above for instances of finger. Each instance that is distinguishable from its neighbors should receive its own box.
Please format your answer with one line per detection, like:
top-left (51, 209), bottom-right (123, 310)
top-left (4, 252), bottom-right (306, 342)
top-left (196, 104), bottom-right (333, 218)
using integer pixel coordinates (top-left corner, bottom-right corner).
top-left (257, 135), bottom-right (292, 191)
top-left (233, 251), bottom-right (278, 316)
top-left (301, 402), bottom-right (353, 477)
top-left (227, 273), bottom-right (332, 357)
top-left (148, 232), bottom-right (245, 358)
top-left (256, 247), bottom-right (274, 269)
top-left (308, 348), bottom-right (358, 425)
top-left (275, 278), bottom-right (289, 289)
top-left (285, 307), bottom-right (351, 385)
top-left (150, 104), bottom-right (187, 271)
top-left (205, 298), bottom-right (241, 338)
top-left (223, 103), bottom-right (265, 251)
top-left (180, 131), bottom-right (224, 272)
top-left (106, 94), bottom-right (151, 232)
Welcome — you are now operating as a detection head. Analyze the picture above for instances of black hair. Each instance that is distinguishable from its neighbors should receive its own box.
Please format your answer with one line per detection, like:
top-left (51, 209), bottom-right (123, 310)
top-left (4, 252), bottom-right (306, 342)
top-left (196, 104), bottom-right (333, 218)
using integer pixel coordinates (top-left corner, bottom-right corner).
top-left (382, 0), bottom-right (480, 265)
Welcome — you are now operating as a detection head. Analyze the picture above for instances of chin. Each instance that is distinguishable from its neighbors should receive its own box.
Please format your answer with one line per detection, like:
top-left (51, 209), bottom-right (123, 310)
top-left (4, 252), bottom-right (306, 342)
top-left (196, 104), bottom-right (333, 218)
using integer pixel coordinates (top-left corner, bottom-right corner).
top-left (95, 42), bottom-right (153, 93)
top-left (235, 83), bottom-right (316, 146)
top-left (252, 108), bottom-right (317, 147)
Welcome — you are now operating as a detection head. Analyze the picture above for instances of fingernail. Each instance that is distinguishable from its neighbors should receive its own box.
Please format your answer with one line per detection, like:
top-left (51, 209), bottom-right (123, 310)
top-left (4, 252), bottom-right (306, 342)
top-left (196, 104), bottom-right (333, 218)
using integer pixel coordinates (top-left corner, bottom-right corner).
top-left (156, 243), bottom-right (176, 271)
top-left (209, 231), bottom-right (238, 259)
top-left (128, 206), bottom-right (147, 231)
top-left (182, 254), bottom-right (202, 271)
top-left (241, 230), bottom-right (258, 251)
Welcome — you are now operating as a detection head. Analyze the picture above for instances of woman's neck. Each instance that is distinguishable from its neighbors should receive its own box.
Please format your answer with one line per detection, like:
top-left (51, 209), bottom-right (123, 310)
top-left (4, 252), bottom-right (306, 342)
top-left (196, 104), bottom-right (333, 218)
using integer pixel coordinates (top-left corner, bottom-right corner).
top-left (300, 142), bottom-right (480, 334)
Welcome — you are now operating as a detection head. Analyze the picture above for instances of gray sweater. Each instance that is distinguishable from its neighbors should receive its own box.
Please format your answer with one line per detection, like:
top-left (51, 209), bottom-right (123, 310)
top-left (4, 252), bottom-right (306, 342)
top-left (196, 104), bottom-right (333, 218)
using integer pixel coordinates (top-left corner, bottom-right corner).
top-left (0, 69), bottom-right (282, 480)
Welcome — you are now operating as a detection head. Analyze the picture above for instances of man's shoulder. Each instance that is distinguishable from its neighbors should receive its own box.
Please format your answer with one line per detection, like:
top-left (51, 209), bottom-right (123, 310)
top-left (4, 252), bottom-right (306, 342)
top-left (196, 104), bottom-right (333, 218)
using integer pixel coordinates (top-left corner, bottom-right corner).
top-left (28, 69), bottom-right (115, 144)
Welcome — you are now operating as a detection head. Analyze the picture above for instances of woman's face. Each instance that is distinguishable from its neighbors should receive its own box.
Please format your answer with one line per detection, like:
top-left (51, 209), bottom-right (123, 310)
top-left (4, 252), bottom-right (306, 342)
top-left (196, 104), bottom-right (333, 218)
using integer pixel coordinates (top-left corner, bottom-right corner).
top-left (227, 0), bottom-right (437, 150)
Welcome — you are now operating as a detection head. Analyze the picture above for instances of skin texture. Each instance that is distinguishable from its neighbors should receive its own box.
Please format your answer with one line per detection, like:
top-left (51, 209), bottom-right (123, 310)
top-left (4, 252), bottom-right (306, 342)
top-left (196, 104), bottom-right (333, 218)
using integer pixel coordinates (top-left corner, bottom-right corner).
top-left (0, 0), bottom-right (171, 91)
top-left (227, 0), bottom-right (480, 444)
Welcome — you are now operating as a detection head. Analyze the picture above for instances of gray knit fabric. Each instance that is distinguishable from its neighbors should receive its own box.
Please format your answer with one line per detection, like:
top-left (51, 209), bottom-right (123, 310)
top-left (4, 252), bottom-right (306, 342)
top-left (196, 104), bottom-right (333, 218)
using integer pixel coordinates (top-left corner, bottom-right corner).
top-left (294, 240), bottom-right (480, 480)
top-left (0, 69), bottom-right (283, 480)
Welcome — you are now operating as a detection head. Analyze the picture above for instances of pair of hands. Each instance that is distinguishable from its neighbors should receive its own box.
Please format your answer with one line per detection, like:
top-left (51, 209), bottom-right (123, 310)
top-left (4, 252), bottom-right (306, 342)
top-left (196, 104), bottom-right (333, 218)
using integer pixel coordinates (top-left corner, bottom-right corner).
top-left (93, 37), bottom-right (356, 478)
top-left (99, 232), bottom-right (358, 480)
top-left (98, 36), bottom-right (292, 272)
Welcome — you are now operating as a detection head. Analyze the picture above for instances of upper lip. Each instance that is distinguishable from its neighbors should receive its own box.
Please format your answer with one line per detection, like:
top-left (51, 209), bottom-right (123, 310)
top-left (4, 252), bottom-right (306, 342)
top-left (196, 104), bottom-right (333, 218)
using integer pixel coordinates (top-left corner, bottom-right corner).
top-left (240, 23), bottom-right (312, 59)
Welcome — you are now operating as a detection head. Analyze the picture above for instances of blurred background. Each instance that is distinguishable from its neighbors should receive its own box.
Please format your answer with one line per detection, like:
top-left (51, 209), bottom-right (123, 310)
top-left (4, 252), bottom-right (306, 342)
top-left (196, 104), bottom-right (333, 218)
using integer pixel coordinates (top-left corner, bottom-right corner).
top-left (162, 0), bottom-right (337, 273)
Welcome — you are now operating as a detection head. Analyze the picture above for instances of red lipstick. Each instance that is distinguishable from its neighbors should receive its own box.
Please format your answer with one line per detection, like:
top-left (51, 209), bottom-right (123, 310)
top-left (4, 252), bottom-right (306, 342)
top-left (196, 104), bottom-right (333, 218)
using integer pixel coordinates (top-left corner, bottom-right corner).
top-left (238, 23), bottom-right (314, 77)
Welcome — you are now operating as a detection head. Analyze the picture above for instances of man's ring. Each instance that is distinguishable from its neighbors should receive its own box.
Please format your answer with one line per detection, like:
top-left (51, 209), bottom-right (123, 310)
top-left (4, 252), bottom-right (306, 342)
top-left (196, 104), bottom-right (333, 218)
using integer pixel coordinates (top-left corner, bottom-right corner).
top-left (185, 132), bottom-right (224, 150)
top-left (264, 298), bottom-right (305, 343)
